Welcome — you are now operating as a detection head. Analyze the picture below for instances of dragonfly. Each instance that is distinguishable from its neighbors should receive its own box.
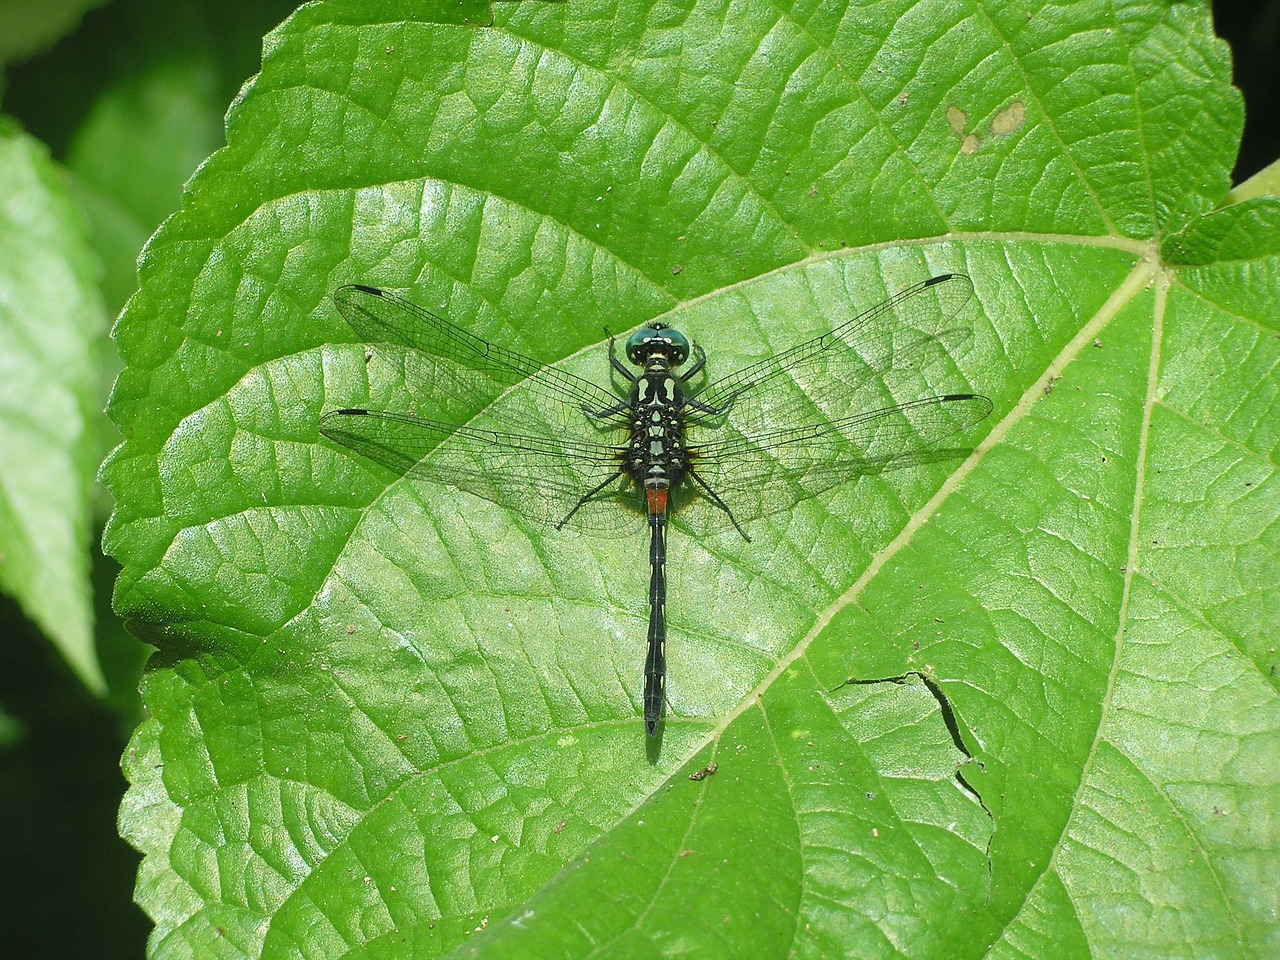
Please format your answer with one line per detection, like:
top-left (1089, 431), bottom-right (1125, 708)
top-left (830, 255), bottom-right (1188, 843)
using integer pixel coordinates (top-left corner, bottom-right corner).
top-left (320, 275), bottom-right (991, 736)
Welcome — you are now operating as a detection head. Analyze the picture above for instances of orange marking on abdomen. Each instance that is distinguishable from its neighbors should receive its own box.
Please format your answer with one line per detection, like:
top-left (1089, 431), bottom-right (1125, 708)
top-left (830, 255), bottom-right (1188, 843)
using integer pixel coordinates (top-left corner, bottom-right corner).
top-left (646, 488), bottom-right (668, 516)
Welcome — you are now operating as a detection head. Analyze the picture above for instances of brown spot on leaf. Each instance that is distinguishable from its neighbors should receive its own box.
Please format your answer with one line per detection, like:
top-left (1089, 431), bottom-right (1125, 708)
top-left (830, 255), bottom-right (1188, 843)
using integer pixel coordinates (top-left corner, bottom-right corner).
top-left (991, 101), bottom-right (1026, 135)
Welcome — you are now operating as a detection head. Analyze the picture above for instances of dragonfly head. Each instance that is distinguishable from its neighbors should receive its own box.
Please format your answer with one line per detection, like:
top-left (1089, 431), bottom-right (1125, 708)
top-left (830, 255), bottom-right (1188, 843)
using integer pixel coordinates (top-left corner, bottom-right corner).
top-left (625, 323), bottom-right (690, 367)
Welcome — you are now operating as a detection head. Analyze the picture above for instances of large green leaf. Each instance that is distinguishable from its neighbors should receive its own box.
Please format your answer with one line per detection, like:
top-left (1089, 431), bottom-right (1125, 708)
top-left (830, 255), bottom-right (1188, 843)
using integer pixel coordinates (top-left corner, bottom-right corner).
top-left (104, 0), bottom-right (1279, 956)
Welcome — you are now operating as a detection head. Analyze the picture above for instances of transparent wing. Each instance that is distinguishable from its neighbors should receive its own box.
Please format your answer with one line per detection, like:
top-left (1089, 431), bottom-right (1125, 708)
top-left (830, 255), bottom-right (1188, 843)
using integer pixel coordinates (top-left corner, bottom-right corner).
top-left (325, 285), bottom-right (646, 532)
top-left (695, 273), bottom-right (976, 433)
top-left (320, 409), bottom-right (646, 534)
top-left (671, 274), bottom-right (989, 534)
top-left (671, 393), bottom-right (992, 534)
top-left (332, 284), bottom-right (625, 433)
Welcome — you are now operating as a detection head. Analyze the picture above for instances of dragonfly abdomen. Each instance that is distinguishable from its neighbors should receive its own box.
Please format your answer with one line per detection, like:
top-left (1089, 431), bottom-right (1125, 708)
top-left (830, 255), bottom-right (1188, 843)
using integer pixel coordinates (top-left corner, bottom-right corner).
top-left (644, 500), bottom-right (667, 736)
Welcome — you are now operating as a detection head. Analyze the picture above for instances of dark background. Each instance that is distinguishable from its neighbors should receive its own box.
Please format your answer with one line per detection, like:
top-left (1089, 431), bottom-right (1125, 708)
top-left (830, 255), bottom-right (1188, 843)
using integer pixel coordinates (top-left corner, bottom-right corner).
top-left (0, 1), bottom-right (1276, 957)
top-left (1221, 1), bottom-right (1280, 184)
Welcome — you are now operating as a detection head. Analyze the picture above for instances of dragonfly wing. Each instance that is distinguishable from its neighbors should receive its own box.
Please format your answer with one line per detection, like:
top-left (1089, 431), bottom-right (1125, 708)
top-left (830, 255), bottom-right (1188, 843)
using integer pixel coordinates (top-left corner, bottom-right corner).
top-left (694, 274), bottom-right (976, 436)
top-left (333, 285), bottom-right (625, 429)
top-left (320, 409), bottom-right (644, 535)
top-left (672, 392), bottom-right (991, 534)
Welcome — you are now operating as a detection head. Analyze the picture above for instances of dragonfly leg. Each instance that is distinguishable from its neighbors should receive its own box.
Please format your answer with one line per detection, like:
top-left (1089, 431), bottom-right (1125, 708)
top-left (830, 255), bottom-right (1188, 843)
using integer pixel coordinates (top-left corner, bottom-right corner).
top-left (684, 396), bottom-right (725, 416)
top-left (585, 398), bottom-right (630, 419)
top-left (686, 470), bottom-right (751, 541)
top-left (554, 470), bottom-right (626, 529)
top-left (581, 339), bottom-right (636, 418)
top-left (681, 343), bottom-right (707, 381)
top-left (607, 335), bottom-right (636, 380)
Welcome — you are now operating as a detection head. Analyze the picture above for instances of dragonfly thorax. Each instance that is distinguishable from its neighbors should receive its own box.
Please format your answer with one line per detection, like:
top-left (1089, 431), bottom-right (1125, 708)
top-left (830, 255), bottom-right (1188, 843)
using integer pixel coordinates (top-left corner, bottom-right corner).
top-left (625, 370), bottom-right (690, 494)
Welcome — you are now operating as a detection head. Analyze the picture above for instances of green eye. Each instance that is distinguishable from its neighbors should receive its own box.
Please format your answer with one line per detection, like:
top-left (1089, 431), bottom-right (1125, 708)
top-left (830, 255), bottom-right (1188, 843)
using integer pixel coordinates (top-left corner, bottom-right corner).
top-left (625, 324), bottom-right (690, 365)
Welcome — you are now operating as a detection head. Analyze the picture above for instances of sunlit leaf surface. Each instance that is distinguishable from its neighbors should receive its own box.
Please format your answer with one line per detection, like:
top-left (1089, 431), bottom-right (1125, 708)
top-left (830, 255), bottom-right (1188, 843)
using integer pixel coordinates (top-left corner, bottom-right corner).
top-left (104, 1), bottom-right (1279, 957)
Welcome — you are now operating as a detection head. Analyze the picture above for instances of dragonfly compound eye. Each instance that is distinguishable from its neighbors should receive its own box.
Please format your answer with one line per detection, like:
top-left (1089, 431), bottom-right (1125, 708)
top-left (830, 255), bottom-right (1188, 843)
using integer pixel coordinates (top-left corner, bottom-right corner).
top-left (627, 324), bottom-right (691, 365)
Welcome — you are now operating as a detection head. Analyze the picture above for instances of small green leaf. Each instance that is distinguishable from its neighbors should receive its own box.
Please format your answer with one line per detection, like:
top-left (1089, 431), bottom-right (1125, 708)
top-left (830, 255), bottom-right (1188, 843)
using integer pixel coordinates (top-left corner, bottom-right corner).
top-left (0, 119), bottom-right (107, 692)
top-left (0, 0), bottom-right (106, 66)
top-left (104, 2), bottom-right (1278, 958)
